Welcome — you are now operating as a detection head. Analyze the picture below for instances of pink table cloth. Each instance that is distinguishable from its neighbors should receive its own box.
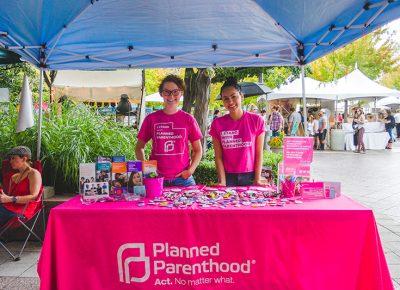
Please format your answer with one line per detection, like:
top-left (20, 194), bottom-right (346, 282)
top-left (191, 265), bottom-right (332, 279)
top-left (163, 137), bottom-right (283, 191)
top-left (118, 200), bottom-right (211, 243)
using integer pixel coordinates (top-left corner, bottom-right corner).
top-left (38, 195), bottom-right (393, 290)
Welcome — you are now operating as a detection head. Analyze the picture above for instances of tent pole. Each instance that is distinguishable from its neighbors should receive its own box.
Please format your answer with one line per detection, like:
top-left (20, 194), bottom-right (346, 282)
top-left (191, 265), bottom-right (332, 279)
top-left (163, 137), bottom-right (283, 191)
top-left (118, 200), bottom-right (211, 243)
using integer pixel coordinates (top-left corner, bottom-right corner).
top-left (335, 98), bottom-right (338, 127)
top-left (137, 69), bottom-right (146, 129)
top-left (36, 68), bottom-right (44, 160)
top-left (374, 97), bottom-right (377, 121)
top-left (301, 65), bottom-right (308, 136)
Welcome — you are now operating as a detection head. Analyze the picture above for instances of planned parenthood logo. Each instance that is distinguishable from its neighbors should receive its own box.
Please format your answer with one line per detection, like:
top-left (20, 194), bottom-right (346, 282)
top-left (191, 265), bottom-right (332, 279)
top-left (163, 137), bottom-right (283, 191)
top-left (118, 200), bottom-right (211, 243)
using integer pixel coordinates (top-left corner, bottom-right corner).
top-left (117, 243), bottom-right (150, 284)
top-left (117, 242), bottom-right (256, 285)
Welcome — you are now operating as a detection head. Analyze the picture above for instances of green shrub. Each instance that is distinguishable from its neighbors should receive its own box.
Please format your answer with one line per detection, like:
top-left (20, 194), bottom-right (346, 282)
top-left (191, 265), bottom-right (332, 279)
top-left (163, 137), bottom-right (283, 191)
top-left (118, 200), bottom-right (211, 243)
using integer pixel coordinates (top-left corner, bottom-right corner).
top-left (0, 105), bottom-right (38, 160)
top-left (0, 103), bottom-right (138, 193)
top-left (263, 150), bottom-right (283, 184)
top-left (193, 160), bottom-right (218, 185)
top-left (204, 147), bottom-right (215, 161)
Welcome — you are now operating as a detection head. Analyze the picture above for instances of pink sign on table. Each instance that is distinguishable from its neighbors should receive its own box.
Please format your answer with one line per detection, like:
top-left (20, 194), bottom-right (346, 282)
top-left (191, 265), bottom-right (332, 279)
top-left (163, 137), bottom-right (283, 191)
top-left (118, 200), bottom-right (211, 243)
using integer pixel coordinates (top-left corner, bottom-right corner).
top-left (283, 137), bottom-right (314, 166)
top-left (38, 195), bottom-right (394, 290)
top-left (300, 181), bottom-right (325, 199)
top-left (278, 162), bottom-right (310, 177)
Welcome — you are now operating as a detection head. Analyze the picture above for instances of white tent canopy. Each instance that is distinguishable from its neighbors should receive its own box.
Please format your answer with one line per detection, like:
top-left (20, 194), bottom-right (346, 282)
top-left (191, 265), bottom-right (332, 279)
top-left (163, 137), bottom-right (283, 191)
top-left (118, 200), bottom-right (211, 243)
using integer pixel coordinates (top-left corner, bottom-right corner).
top-left (367, 96), bottom-right (400, 108)
top-left (53, 70), bottom-right (142, 102)
top-left (377, 96), bottom-right (400, 106)
top-left (268, 77), bottom-right (338, 101)
top-left (322, 67), bottom-right (400, 100)
top-left (145, 92), bottom-right (163, 102)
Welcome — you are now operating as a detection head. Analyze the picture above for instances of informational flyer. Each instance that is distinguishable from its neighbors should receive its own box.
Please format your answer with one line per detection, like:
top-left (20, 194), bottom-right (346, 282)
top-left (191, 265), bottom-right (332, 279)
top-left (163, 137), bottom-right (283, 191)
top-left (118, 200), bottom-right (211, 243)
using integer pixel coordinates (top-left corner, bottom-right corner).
top-left (283, 137), bottom-right (314, 166)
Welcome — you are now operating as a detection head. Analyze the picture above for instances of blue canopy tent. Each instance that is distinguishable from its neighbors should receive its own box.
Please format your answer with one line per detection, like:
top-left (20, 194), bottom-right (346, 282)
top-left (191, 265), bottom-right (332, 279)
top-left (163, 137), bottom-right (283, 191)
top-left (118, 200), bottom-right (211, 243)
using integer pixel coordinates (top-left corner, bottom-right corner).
top-left (0, 0), bottom-right (399, 157)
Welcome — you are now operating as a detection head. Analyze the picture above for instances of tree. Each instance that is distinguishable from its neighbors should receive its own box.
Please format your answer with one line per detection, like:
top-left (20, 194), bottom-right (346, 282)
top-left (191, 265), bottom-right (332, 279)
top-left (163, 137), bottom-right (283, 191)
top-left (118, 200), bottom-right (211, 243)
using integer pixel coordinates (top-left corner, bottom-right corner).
top-left (381, 66), bottom-right (400, 90)
top-left (43, 70), bottom-right (58, 103)
top-left (0, 63), bottom-right (46, 104)
top-left (145, 68), bottom-right (183, 94)
top-left (309, 29), bottom-right (399, 82)
top-left (182, 68), bottom-right (213, 156)
top-left (212, 67), bottom-right (301, 89)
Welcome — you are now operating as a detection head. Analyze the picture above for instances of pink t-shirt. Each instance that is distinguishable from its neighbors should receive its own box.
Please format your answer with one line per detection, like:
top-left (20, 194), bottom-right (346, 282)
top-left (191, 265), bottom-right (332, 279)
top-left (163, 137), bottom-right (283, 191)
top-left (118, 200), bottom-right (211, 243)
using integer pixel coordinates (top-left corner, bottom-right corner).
top-left (209, 112), bottom-right (266, 174)
top-left (137, 110), bottom-right (203, 180)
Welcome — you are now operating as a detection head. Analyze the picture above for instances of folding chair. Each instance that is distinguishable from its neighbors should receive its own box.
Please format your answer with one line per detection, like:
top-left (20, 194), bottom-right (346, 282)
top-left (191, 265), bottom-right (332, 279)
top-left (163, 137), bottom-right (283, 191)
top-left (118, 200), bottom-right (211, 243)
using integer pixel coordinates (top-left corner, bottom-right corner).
top-left (0, 160), bottom-right (45, 261)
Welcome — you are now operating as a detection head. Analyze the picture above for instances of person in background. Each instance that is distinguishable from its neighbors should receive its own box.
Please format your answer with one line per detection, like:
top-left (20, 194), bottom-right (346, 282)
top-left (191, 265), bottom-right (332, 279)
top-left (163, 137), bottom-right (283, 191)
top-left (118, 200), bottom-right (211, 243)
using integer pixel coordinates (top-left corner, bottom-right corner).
top-left (353, 108), bottom-right (366, 154)
top-left (337, 113), bottom-right (343, 129)
top-left (307, 115), bottom-right (316, 147)
top-left (288, 107), bottom-right (301, 136)
top-left (0, 146), bottom-right (42, 225)
top-left (317, 110), bottom-right (328, 150)
top-left (383, 109), bottom-right (396, 149)
top-left (268, 106), bottom-right (284, 137)
top-left (209, 78), bottom-right (266, 186)
top-left (394, 109), bottom-right (400, 139)
top-left (312, 113), bottom-right (320, 149)
top-left (260, 110), bottom-right (268, 125)
top-left (135, 75), bottom-right (203, 186)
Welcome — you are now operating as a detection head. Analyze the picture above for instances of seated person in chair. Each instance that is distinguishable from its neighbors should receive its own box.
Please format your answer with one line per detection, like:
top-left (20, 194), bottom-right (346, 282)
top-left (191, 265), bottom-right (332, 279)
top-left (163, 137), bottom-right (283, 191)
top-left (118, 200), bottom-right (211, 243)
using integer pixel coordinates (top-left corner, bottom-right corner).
top-left (0, 146), bottom-right (42, 225)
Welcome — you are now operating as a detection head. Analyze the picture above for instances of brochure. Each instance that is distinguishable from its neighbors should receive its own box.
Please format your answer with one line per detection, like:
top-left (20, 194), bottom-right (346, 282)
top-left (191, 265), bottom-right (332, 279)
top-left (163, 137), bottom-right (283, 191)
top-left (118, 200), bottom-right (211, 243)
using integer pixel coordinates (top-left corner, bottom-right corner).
top-left (79, 163), bottom-right (96, 194)
top-left (82, 182), bottom-right (110, 200)
top-left (142, 160), bottom-right (157, 178)
top-left (96, 162), bottom-right (111, 182)
top-left (127, 161), bottom-right (144, 193)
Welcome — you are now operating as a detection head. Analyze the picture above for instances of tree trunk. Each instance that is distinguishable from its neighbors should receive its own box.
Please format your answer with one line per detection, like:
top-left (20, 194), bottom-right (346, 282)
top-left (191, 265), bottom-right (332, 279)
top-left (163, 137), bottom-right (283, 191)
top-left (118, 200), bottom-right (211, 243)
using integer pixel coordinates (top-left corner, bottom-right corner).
top-left (192, 69), bottom-right (211, 157)
top-left (182, 68), bottom-right (196, 113)
top-left (44, 70), bottom-right (57, 103)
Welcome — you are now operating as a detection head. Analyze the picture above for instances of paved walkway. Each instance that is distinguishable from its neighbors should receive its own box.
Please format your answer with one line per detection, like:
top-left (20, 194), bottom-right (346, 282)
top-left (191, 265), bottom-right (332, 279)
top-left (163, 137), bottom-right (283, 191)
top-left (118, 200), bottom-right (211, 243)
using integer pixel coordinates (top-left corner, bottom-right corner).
top-left (1, 142), bottom-right (400, 289)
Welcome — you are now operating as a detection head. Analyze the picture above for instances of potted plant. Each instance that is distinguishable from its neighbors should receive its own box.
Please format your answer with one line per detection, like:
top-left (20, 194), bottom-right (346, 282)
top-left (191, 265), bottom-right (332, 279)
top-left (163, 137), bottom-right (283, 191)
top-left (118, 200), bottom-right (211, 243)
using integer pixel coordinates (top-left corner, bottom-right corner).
top-left (143, 171), bottom-right (164, 198)
top-left (268, 131), bottom-right (284, 153)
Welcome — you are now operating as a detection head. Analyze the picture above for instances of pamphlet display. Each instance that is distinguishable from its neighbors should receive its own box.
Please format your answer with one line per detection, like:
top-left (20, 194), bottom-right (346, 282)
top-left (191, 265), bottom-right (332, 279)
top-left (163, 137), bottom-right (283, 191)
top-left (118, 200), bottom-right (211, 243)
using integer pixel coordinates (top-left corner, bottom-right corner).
top-left (111, 162), bottom-right (128, 200)
top-left (324, 181), bottom-right (341, 198)
top-left (79, 157), bottom-right (162, 203)
top-left (95, 162), bottom-right (111, 182)
top-left (278, 137), bottom-right (340, 200)
top-left (79, 163), bottom-right (96, 194)
top-left (127, 160), bottom-right (145, 197)
top-left (142, 160), bottom-right (158, 178)
top-left (81, 182), bottom-right (110, 204)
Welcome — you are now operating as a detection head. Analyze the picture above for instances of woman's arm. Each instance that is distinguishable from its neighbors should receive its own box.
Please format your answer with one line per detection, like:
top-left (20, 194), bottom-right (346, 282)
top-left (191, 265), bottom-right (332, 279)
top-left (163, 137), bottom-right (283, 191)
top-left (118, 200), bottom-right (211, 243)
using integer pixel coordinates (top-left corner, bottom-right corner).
top-left (212, 137), bottom-right (226, 186)
top-left (135, 139), bottom-right (147, 161)
top-left (359, 115), bottom-right (365, 124)
top-left (253, 132), bottom-right (265, 185)
top-left (176, 139), bottom-right (202, 179)
top-left (0, 170), bottom-right (42, 204)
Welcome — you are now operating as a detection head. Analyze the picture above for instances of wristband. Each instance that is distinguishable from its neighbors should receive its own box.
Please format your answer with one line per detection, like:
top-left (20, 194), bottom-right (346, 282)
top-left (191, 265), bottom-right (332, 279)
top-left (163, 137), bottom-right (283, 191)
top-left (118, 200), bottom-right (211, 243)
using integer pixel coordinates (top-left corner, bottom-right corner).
top-left (12, 196), bottom-right (17, 204)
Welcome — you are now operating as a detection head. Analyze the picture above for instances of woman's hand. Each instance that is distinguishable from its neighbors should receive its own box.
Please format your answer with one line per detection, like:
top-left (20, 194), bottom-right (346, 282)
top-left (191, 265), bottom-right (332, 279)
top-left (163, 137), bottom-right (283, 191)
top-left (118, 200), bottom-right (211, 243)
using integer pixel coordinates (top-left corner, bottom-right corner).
top-left (214, 181), bottom-right (226, 186)
top-left (253, 177), bottom-right (269, 186)
top-left (175, 169), bottom-right (193, 179)
top-left (0, 191), bottom-right (12, 203)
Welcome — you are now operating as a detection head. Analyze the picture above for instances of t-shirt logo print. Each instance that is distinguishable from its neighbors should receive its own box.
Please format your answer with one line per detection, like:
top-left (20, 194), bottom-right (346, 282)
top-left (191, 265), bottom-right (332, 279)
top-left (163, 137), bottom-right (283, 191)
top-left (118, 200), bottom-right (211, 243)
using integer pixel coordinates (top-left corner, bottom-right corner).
top-left (154, 122), bottom-right (186, 155)
top-left (164, 140), bottom-right (175, 152)
top-left (220, 130), bottom-right (252, 149)
top-left (117, 243), bottom-right (150, 284)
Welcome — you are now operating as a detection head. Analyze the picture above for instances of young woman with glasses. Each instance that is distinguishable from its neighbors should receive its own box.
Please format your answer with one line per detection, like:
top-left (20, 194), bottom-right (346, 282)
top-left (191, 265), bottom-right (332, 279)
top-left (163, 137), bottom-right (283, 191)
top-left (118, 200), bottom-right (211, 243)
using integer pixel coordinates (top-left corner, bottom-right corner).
top-left (209, 78), bottom-right (266, 186)
top-left (135, 75), bottom-right (203, 187)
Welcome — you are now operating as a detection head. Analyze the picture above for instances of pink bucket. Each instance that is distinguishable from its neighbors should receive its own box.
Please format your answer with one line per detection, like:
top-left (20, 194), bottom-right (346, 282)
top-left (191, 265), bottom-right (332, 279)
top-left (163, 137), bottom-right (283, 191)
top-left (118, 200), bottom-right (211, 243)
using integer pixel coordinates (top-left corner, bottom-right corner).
top-left (143, 177), bottom-right (164, 198)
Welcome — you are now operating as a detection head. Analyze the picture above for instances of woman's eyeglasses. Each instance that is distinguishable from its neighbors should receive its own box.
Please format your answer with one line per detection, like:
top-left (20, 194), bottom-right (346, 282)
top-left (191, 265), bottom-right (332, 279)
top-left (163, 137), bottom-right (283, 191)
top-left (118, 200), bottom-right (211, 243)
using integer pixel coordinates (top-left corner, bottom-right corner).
top-left (161, 89), bottom-right (181, 97)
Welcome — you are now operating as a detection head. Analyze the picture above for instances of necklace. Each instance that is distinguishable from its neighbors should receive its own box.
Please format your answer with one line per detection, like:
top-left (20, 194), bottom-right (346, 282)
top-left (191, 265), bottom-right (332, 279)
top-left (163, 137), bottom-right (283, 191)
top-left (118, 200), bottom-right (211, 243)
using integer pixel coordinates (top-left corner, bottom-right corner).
top-left (15, 166), bottom-right (30, 184)
top-left (8, 166), bottom-right (30, 195)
